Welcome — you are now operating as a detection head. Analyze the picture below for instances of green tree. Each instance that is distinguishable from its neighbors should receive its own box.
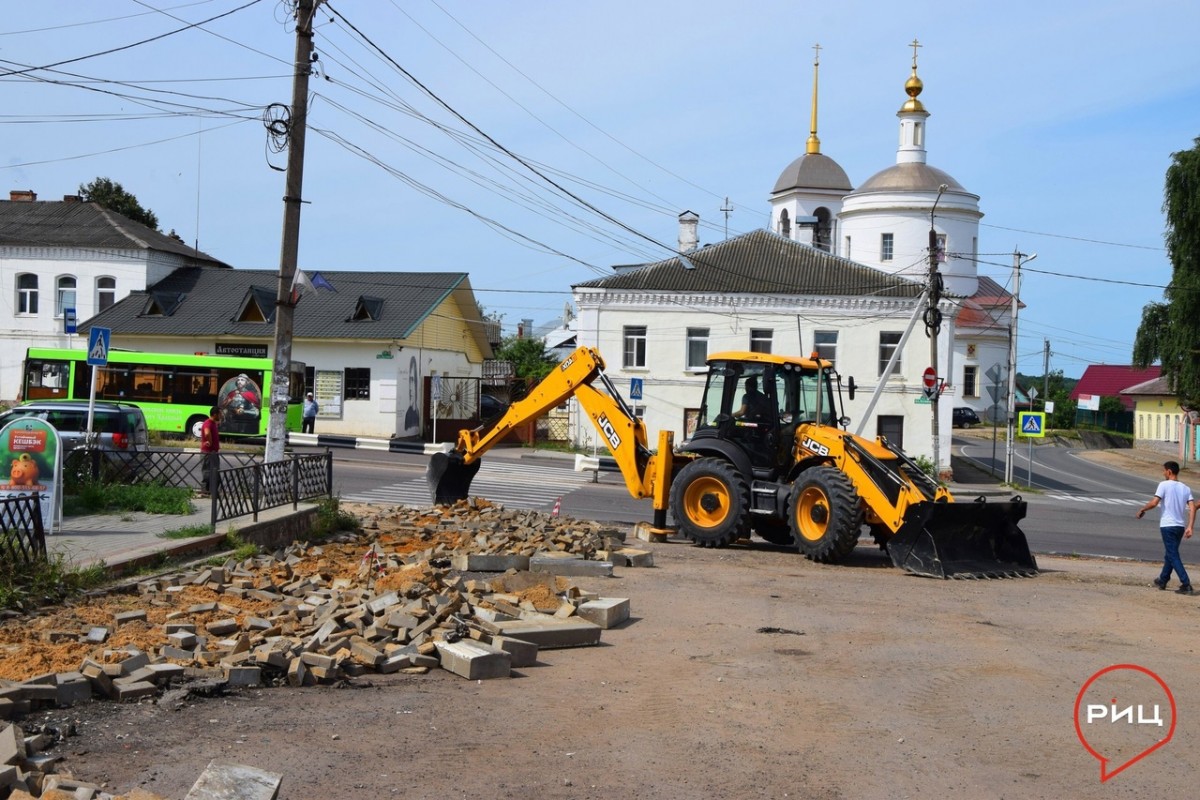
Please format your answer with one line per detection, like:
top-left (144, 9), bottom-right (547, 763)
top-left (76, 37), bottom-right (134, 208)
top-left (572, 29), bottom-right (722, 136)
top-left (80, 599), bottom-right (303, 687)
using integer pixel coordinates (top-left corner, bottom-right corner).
top-left (78, 177), bottom-right (159, 231)
top-left (493, 336), bottom-right (556, 385)
top-left (1133, 137), bottom-right (1200, 405)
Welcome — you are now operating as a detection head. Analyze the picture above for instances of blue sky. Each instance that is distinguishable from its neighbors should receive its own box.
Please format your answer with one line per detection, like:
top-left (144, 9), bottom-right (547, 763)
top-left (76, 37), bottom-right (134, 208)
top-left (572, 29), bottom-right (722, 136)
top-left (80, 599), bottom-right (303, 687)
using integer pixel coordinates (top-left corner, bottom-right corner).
top-left (4, 1), bottom-right (1198, 378)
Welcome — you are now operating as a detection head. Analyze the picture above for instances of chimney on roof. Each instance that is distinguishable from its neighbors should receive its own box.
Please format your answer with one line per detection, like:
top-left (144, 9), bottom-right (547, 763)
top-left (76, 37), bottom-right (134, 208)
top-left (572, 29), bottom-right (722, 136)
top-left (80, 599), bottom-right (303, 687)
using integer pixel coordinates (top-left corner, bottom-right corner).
top-left (678, 210), bottom-right (699, 254)
top-left (62, 194), bottom-right (81, 203)
top-left (9, 190), bottom-right (37, 202)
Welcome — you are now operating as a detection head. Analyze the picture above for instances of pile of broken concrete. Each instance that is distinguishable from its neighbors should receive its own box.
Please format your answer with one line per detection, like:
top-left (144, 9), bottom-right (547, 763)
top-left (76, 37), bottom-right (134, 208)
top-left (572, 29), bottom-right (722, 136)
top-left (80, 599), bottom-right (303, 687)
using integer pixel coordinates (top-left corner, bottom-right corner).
top-left (0, 499), bottom-right (652, 799)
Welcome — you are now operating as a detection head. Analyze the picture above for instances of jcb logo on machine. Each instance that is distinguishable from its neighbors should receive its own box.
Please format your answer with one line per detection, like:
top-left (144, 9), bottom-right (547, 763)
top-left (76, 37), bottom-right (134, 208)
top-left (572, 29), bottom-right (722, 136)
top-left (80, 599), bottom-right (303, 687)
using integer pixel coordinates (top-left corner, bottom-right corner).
top-left (559, 355), bottom-right (575, 371)
top-left (801, 436), bottom-right (829, 457)
top-left (597, 413), bottom-right (622, 449)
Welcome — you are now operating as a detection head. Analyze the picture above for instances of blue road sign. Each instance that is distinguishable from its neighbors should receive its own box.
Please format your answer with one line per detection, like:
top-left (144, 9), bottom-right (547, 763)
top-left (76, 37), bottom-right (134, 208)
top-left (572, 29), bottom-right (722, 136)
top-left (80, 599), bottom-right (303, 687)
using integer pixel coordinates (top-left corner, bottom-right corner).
top-left (87, 327), bottom-right (111, 366)
top-left (1018, 411), bottom-right (1046, 438)
top-left (630, 378), bottom-right (643, 400)
top-left (63, 308), bottom-right (77, 334)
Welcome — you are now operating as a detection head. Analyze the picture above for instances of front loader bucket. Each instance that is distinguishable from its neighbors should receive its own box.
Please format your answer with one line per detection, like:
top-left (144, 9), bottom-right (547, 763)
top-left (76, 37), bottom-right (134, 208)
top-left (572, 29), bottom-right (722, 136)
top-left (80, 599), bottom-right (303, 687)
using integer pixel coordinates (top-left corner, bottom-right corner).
top-left (887, 497), bottom-right (1037, 579)
top-left (427, 452), bottom-right (482, 505)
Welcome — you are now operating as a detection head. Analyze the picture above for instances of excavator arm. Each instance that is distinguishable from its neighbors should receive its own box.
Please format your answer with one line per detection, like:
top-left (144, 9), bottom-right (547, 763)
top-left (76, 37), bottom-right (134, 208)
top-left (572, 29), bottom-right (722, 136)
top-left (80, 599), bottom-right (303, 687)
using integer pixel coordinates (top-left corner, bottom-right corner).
top-left (428, 346), bottom-right (676, 524)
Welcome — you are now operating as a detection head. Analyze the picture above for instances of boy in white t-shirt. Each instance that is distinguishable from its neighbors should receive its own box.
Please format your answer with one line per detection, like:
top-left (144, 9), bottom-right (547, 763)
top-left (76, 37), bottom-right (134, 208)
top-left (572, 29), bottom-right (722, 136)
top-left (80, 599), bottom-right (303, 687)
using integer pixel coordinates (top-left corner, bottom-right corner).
top-left (1137, 460), bottom-right (1196, 595)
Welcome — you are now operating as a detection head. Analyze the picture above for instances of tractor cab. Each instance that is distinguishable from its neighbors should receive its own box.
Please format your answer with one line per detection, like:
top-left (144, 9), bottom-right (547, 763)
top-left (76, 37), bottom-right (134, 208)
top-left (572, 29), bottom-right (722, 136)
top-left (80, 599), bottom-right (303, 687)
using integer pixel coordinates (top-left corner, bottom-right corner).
top-left (689, 353), bottom-right (841, 474)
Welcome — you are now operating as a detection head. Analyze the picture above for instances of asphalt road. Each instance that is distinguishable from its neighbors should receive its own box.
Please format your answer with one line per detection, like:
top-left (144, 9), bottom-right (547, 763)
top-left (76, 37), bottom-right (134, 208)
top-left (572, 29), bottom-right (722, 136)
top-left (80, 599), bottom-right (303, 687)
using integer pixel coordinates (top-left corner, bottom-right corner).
top-left (302, 437), bottom-right (1173, 564)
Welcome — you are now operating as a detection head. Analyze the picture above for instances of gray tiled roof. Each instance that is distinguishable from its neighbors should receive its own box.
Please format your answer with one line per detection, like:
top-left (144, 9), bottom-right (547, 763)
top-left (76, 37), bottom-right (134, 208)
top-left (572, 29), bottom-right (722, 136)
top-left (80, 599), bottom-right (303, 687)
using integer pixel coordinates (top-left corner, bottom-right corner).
top-left (0, 199), bottom-right (228, 266)
top-left (78, 267), bottom-right (477, 342)
top-left (574, 229), bottom-right (923, 297)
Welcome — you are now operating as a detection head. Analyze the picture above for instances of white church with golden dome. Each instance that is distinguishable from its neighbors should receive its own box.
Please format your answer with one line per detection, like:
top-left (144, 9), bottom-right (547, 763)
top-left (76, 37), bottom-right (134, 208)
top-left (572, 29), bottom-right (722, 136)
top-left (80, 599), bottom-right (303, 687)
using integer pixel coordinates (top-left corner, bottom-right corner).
top-left (769, 43), bottom-right (1011, 423)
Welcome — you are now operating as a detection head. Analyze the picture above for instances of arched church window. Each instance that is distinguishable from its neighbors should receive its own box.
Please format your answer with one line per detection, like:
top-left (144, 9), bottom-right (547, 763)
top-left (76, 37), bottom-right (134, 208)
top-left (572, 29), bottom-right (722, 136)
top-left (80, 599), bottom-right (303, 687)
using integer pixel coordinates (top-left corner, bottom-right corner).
top-left (778, 210), bottom-right (791, 238)
top-left (814, 207), bottom-right (833, 252)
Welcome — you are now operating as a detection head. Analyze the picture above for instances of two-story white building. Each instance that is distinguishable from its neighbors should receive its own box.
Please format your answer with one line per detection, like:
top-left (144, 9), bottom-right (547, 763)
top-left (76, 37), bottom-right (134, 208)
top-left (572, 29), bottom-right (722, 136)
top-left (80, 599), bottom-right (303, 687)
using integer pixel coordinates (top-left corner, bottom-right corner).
top-left (0, 190), bottom-right (229, 402)
top-left (573, 226), bottom-right (954, 468)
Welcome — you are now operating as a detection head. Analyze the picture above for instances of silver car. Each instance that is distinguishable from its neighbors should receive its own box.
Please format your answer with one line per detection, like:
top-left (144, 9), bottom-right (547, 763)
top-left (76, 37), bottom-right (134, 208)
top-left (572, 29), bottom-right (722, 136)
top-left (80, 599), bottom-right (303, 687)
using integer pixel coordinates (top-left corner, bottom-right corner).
top-left (0, 400), bottom-right (149, 454)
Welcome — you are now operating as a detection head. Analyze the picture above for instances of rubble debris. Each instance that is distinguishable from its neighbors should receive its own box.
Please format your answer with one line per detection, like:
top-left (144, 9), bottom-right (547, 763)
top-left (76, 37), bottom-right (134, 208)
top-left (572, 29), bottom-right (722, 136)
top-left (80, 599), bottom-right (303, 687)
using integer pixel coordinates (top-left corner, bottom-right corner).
top-left (0, 500), bottom-right (644, 798)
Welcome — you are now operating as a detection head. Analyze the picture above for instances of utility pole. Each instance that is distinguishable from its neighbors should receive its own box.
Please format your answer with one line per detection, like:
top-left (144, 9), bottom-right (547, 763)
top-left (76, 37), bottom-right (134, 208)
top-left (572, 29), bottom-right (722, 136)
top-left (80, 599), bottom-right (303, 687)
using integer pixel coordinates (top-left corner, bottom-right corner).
top-left (720, 197), bottom-right (733, 240)
top-left (266, 0), bottom-right (318, 463)
top-left (927, 184), bottom-right (947, 478)
top-left (1042, 338), bottom-right (1050, 408)
top-left (1004, 250), bottom-right (1036, 484)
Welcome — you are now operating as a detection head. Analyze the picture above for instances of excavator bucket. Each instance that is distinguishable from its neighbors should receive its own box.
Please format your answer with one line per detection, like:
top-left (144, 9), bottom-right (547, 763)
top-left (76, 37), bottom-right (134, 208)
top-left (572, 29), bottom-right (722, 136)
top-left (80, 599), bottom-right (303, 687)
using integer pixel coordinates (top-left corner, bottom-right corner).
top-left (427, 452), bottom-right (482, 505)
top-left (887, 498), bottom-right (1037, 579)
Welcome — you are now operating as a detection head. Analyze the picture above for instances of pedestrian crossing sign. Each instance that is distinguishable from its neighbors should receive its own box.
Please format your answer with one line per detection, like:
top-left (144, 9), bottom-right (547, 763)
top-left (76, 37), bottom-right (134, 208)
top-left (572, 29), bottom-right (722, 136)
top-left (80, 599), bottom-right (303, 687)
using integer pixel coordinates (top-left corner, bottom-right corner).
top-left (1018, 411), bottom-right (1046, 438)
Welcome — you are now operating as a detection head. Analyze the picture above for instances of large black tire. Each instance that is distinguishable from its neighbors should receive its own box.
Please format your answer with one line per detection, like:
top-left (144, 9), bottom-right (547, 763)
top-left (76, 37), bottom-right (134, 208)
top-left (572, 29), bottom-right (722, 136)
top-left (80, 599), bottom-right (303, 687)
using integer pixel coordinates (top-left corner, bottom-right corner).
top-left (788, 465), bottom-right (863, 563)
top-left (751, 517), bottom-right (794, 546)
top-left (670, 458), bottom-right (751, 548)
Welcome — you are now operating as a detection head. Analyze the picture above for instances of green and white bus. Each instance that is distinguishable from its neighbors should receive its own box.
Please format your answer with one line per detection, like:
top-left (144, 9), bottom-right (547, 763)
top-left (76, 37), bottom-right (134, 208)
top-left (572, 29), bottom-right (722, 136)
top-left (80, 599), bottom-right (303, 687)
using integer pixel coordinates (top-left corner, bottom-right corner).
top-left (21, 347), bottom-right (304, 438)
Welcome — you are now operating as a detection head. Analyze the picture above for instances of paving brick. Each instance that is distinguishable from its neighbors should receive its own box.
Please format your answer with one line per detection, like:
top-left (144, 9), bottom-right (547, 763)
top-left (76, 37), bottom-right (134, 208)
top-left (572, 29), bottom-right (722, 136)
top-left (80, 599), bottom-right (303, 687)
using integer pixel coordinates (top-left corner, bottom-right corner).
top-left (489, 636), bottom-right (538, 668)
top-left (85, 626), bottom-right (110, 644)
top-left (114, 681), bottom-right (157, 701)
top-left (113, 610), bottom-right (147, 627)
top-left (0, 723), bottom-right (23, 765)
top-left (617, 547), bottom-right (655, 567)
top-left (451, 553), bottom-right (531, 572)
top-left (183, 761), bottom-right (283, 800)
top-left (576, 597), bottom-right (631, 629)
top-left (205, 618), bottom-right (240, 636)
top-left (54, 673), bottom-right (92, 707)
top-left (164, 622), bottom-right (197, 634)
top-left (434, 640), bottom-right (511, 680)
top-left (494, 615), bottom-right (602, 649)
top-left (529, 553), bottom-right (614, 577)
top-left (223, 666), bottom-right (262, 687)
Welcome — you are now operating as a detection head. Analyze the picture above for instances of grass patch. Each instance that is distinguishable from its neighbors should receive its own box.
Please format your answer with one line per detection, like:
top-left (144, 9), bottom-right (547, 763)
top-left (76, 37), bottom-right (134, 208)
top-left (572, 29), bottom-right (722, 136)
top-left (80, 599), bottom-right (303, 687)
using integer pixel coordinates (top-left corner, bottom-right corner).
top-left (223, 528), bottom-right (260, 561)
top-left (64, 481), bottom-right (194, 516)
top-left (0, 552), bottom-right (110, 612)
top-left (310, 496), bottom-right (360, 540)
top-left (158, 523), bottom-right (213, 540)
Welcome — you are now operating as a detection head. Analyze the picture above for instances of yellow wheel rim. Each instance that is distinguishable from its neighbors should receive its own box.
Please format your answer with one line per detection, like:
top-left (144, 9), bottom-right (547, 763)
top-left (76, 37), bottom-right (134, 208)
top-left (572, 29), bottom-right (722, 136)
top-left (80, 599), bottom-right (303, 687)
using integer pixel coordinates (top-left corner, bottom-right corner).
top-left (681, 475), bottom-right (731, 529)
top-left (796, 485), bottom-right (831, 542)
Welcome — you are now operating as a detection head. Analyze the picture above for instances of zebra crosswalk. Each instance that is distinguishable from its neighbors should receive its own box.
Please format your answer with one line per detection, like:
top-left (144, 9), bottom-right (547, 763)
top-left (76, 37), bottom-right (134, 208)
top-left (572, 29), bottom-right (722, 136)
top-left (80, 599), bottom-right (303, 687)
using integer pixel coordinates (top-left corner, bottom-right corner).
top-left (1045, 494), bottom-right (1142, 506)
top-left (342, 460), bottom-right (596, 512)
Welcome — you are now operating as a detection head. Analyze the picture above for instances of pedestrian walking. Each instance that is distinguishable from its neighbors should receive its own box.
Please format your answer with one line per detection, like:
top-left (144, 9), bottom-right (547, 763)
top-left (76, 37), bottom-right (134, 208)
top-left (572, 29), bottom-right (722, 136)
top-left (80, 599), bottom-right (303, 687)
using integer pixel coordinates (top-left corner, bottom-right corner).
top-left (200, 405), bottom-right (220, 496)
top-left (1137, 460), bottom-right (1195, 595)
top-left (302, 391), bottom-right (319, 434)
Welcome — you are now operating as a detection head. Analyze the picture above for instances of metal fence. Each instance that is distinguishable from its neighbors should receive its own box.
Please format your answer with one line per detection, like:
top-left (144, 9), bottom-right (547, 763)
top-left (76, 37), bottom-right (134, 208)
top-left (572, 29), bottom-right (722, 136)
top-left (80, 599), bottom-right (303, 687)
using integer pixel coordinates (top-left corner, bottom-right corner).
top-left (0, 495), bottom-right (46, 568)
top-left (209, 451), bottom-right (332, 525)
top-left (63, 447), bottom-right (333, 525)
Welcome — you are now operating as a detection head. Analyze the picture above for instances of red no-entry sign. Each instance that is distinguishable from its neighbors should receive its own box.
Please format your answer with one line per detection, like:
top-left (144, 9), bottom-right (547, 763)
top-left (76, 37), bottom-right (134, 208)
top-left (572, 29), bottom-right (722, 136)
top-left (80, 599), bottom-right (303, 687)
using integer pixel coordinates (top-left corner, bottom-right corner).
top-left (922, 367), bottom-right (936, 391)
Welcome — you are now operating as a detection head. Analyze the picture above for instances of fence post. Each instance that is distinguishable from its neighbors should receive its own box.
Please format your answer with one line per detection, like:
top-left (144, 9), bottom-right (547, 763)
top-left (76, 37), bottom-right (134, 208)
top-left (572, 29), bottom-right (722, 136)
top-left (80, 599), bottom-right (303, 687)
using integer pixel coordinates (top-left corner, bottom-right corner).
top-left (326, 450), bottom-right (333, 497)
top-left (209, 455), bottom-right (218, 532)
top-left (252, 462), bottom-right (262, 523)
top-left (292, 455), bottom-right (299, 510)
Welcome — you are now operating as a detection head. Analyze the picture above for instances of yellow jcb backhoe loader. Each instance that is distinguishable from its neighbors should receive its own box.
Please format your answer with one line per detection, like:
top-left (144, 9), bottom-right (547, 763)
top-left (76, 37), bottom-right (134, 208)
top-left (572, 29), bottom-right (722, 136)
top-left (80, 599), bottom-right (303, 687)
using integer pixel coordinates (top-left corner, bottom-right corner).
top-left (427, 346), bottom-right (1036, 579)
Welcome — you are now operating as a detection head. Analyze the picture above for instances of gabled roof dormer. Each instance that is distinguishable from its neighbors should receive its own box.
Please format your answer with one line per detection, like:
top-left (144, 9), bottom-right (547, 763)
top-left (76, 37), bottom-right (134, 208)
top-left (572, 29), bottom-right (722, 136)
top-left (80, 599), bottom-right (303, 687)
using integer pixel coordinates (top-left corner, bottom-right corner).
top-left (349, 295), bottom-right (383, 322)
top-left (141, 290), bottom-right (185, 317)
top-left (235, 285), bottom-right (277, 323)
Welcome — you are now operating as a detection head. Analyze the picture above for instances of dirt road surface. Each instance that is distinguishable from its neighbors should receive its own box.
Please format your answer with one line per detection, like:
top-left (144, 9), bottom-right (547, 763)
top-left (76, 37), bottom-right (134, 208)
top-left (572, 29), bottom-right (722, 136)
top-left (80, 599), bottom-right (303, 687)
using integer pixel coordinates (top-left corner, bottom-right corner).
top-left (29, 501), bottom-right (1200, 800)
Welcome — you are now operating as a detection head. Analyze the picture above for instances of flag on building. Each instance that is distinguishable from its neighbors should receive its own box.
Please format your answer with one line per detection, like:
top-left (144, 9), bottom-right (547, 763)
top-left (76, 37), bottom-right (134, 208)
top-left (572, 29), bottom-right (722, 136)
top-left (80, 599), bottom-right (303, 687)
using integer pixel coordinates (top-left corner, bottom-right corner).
top-left (290, 269), bottom-right (316, 304)
top-left (311, 271), bottom-right (337, 292)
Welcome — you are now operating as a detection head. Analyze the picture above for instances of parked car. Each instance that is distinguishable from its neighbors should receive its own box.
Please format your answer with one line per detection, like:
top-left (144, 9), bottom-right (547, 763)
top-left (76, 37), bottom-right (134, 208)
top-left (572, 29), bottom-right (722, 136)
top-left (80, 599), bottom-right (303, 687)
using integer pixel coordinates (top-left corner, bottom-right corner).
top-left (0, 400), bottom-right (150, 454)
top-left (952, 407), bottom-right (982, 428)
top-left (480, 394), bottom-right (508, 419)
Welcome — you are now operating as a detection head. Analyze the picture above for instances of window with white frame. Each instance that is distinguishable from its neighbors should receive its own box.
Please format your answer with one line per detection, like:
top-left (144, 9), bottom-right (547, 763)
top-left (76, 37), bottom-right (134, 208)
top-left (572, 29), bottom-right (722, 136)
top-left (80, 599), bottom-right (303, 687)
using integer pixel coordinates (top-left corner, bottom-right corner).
top-left (686, 328), bottom-right (709, 370)
top-left (814, 330), bottom-right (838, 366)
top-left (881, 233), bottom-right (894, 262)
top-left (843, 236), bottom-right (851, 259)
top-left (17, 274), bottom-right (38, 315)
top-left (56, 276), bottom-right (77, 317)
top-left (96, 276), bottom-right (116, 312)
top-left (878, 331), bottom-right (902, 376)
top-left (962, 365), bottom-right (978, 398)
top-left (749, 329), bottom-right (772, 354)
top-left (623, 326), bottom-right (647, 368)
